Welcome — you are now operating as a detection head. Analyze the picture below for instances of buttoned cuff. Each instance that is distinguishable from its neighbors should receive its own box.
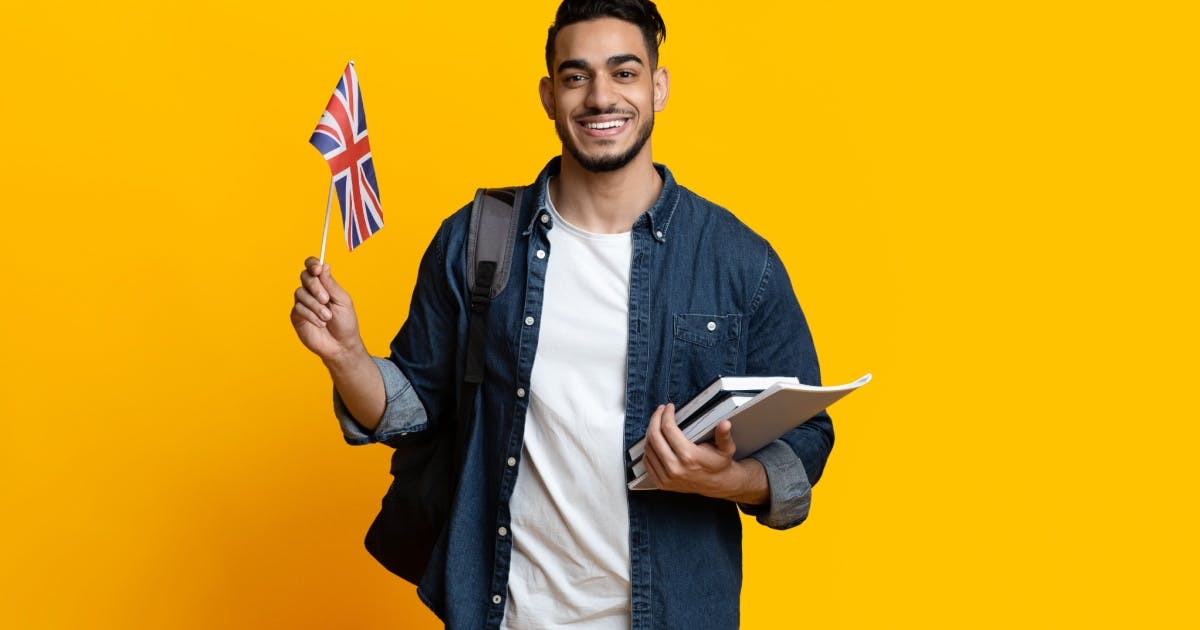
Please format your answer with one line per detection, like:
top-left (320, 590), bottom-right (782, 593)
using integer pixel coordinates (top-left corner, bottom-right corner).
top-left (333, 356), bottom-right (430, 445)
top-left (739, 440), bottom-right (812, 529)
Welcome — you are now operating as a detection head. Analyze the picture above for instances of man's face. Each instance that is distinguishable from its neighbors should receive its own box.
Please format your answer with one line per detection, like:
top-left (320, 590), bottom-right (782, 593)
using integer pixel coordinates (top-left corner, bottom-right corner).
top-left (540, 18), bottom-right (669, 173)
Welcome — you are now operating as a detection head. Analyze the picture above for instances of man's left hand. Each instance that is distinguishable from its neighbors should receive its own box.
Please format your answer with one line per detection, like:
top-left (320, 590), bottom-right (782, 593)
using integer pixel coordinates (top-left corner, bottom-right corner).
top-left (642, 404), bottom-right (770, 505)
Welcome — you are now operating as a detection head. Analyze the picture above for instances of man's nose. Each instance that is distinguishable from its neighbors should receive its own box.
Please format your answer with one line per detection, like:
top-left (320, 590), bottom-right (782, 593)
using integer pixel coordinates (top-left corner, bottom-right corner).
top-left (585, 74), bottom-right (617, 111)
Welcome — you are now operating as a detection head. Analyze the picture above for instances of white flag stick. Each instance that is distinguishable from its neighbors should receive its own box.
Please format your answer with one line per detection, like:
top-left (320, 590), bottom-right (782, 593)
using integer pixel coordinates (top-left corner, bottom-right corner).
top-left (319, 178), bottom-right (334, 264)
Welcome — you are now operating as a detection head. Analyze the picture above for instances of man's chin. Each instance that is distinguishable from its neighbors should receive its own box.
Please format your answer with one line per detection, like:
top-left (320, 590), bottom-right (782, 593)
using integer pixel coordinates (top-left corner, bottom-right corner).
top-left (567, 139), bottom-right (650, 173)
top-left (559, 119), bottom-right (654, 174)
top-left (572, 151), bottom-right (637, 173)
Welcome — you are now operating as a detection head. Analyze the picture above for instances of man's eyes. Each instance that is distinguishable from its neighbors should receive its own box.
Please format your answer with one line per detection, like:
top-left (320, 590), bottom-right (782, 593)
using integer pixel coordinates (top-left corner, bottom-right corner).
top-left (562, 70), bottom-right (638, 85)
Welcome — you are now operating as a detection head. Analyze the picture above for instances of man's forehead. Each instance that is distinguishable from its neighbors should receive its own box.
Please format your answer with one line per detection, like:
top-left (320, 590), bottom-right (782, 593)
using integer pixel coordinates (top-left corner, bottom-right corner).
top-left (551, 17), bottom-right (649, 69)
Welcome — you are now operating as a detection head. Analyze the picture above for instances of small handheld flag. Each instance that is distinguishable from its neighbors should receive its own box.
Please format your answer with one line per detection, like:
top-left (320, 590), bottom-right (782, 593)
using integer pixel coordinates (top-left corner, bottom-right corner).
top-left (310, 61), bottom-right (384, 258)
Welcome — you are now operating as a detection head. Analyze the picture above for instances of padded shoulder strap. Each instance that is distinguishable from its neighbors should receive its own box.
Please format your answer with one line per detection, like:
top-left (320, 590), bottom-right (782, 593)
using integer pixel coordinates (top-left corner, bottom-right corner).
top-left (462, 186), bottom-right (521, 393)
top-left (467, 187), bottom-right (523, 299)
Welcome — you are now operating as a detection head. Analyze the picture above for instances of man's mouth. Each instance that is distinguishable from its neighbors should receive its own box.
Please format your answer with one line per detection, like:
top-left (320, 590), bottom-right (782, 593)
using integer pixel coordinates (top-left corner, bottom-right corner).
top-left (577, 117), bottom-right (631, 138)
top-left (582, 119), bottom-right (627, 130)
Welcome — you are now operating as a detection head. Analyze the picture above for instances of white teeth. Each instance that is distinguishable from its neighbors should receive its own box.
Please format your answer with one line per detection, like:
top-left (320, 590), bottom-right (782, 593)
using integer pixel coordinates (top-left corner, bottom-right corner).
top-left (584, 119), bottom-right (626, 130)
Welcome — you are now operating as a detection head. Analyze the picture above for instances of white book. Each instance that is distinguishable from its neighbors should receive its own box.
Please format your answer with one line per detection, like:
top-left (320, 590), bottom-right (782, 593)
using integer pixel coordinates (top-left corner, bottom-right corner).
top-left (628, 373), bottom-right (872, 491)
top-left (627, 375), bottom-right (800, 463)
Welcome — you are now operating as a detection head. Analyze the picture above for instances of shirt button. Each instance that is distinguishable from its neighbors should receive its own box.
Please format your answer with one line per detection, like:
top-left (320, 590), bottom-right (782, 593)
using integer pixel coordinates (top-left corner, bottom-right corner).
top-left (507, 456), bottom-right (517, 467)
top-left (655, 230), bottom-right (663, 239)
top-left (707, 321), bottom-right (717, 331)
top-left (498, 526), bottom-right (508, 537)
top-left (516, 388), bottom-right (526, 398)
top-left (540, 213), bottom-right (549, 224)
top-left (524, 316), bottom-right (535, 326)
top-left (492, 594), bottom-right (502, 605)
top-left (535, 249), bottom-right (546, 259)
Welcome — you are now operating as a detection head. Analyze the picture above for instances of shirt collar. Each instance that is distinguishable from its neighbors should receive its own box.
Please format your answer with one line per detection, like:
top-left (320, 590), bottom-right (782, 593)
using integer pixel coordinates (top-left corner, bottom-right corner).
top-left (523, 156), bottom-right (681, 243)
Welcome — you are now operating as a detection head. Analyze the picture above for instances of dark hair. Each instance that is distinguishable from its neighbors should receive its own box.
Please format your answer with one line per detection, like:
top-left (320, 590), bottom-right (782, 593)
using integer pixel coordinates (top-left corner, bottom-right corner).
top-left (545, 0), bottom-right (667, 74)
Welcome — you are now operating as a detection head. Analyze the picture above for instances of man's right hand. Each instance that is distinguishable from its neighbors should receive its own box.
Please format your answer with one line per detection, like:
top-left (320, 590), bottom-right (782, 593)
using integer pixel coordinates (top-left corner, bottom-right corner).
top-left (291, 257), bottom-right (364, 363)
top-left (290, 257), bottom-right (386, 429)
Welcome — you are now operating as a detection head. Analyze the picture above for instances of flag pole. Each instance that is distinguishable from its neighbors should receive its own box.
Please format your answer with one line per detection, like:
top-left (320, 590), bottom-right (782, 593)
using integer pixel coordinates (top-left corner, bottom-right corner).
top-left (318, 178), bottom-right (334, 264)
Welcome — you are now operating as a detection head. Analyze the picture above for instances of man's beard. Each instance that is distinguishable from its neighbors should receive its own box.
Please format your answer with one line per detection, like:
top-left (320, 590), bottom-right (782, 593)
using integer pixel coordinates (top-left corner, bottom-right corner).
top-left (557, 113), bottom-right (654, 173)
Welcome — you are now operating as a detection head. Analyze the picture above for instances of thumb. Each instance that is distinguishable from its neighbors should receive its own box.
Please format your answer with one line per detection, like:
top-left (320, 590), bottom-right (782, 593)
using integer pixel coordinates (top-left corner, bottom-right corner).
top-left (714, 420), bottom-right (736, 458)
top-left (318, 263), bottom-right (351, 304)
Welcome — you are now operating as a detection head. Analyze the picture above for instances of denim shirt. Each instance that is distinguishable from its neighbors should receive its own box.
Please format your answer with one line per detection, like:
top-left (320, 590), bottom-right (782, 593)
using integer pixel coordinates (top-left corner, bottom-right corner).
top-left (335, 157), bottom-right (834, 629)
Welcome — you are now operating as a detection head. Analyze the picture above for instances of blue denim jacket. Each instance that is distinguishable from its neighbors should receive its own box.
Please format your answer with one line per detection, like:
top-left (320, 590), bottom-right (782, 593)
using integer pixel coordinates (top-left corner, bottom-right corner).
top-left (336, 157), bottom-right (834, 629)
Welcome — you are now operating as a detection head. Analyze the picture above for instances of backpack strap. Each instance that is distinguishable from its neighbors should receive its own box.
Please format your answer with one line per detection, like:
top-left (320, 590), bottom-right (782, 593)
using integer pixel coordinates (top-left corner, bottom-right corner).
top-left (467, 187), bottom-right (522, 303)
top-left (455, 187), bottom-right (522, 467)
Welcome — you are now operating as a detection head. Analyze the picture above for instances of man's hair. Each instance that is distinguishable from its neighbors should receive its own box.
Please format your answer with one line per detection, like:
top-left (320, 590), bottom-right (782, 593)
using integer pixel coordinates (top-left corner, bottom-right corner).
top-left (545, 0), bottom-right (667, 74)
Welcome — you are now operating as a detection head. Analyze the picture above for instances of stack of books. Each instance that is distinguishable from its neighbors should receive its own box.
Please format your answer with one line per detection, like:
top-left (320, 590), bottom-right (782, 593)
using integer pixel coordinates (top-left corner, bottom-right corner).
top-left (627, 373), bottom-right (871, 490)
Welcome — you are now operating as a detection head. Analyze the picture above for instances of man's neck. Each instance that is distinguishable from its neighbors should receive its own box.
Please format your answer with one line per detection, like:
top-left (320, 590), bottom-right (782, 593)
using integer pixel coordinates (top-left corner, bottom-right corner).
top-left (550, 150), bottom-right (664, 234)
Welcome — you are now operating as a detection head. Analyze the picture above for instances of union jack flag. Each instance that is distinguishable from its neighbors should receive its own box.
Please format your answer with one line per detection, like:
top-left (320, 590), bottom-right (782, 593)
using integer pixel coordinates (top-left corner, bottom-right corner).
top-left (310, 61), bottom-right (384, 250)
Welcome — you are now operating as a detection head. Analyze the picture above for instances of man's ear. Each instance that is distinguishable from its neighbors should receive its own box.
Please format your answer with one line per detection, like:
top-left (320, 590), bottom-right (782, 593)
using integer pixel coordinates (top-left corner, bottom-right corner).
top-left (539, 76), bottom-right (555, 119)
top-left (653, 67), bottom-right (670, 112)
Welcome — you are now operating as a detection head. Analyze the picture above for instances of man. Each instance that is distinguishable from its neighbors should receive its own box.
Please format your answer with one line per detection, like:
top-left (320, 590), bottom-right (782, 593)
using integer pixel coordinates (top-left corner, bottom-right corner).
top-left (290, 1), bottom-right (834, 627)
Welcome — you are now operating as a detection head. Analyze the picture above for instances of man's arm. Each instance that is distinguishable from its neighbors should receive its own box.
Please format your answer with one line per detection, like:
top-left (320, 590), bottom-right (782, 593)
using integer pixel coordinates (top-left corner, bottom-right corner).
top-left (293, 214), bottom-right (463, 445)
top-left (642, 243), bottom-right (833, 528)
top-left (738, 244), bottom-right (834, 527)
top-left (291, 257), bottom-right (386, 428)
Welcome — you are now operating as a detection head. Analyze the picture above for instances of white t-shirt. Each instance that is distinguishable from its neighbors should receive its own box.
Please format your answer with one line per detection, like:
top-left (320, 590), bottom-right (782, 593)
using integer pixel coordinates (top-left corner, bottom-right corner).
top-left (502, 193), bottom-right (633, 629)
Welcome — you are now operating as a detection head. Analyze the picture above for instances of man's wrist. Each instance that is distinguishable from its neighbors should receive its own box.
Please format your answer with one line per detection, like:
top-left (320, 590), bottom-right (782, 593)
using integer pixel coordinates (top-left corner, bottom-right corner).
top-left (719, 459), bottom-right (769, 506)
top-left (320, 338), bottom-right (369, 373)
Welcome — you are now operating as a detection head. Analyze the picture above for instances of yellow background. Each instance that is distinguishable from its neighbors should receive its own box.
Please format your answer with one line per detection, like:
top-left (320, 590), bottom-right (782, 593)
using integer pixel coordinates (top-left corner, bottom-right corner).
top-left (3, 1), bottom-right (1196, 628)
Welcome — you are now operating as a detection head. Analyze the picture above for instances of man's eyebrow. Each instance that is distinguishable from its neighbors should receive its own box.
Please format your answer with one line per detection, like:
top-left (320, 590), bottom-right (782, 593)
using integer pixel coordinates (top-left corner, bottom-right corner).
top-left (557, 59), bottom-right (592, 73)
top-left (556, 54), bottom-right (645, 74)
top-left (607, 54), bottom-right (644, 67)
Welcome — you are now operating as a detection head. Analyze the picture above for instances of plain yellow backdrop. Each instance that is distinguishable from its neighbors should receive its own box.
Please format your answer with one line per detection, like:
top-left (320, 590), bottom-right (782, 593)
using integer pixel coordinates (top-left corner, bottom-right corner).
top-left (3, 0), bottom-right (1196, 628)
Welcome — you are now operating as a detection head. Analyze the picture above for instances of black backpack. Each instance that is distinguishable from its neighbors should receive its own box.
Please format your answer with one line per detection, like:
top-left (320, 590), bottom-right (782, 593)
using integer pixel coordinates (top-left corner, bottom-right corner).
top-left (363, 187), bottom-right (523, 585)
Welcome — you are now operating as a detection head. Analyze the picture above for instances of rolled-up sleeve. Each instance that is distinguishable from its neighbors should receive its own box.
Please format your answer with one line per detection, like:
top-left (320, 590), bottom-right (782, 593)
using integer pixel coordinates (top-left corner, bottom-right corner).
top-left (739, 440), bottom-right (812, 529)
top-left (333, 356), bottom-right (430, 445)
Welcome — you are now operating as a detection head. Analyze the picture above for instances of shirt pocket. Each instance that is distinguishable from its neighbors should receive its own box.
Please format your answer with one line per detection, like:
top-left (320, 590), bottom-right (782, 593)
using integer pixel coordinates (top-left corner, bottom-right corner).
top-left (667, 313), bottom-right (741, 403)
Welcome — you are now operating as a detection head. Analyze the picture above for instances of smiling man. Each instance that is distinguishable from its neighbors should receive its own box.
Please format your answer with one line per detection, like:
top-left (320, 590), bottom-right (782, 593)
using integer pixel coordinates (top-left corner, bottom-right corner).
top-left (290, 1), bottom-right (834, 628)
top-left (544, 25), bottom-right (662, 176)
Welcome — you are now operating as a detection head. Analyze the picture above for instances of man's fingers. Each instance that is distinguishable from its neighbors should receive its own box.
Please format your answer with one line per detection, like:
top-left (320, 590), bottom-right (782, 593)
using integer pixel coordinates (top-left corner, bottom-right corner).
top-left (659, 403), bottom-right (696, 458)
top-left (642, 404), bottom-right (743, 494)
top-left (300, 260), bottom-right (330, 304)
top-left (318, 262), bottom-right (351, 304)
top-left (299, 256), bottom-right (347, 305)
top-left (647, 404), bottom-right (664, 432)
top-left (290, 301), bottom-right (327, 329)
top-left (294, 287), bottom-right (332, 321)
top-left (645, 404), bottom-right (681, 473)
top-left (713, 420), bottom-right (736, 458)
top-left (643, 443), bottom-right (666, 486)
